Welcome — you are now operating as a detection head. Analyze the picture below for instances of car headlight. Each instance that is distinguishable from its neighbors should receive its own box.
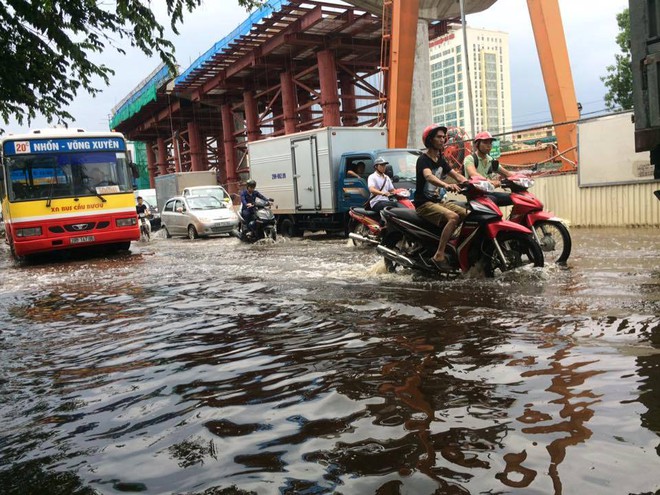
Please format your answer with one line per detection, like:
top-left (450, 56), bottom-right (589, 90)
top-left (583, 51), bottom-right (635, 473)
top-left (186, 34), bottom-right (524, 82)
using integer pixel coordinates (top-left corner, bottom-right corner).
top-left (116, 217), bottom-right (137, 227)
top-left (16, 227), bottom-right (42, 237)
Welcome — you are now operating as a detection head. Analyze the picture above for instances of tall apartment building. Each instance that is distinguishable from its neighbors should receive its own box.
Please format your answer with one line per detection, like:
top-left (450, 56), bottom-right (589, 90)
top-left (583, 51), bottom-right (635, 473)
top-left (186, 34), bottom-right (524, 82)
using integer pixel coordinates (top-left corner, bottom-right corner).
top-left (429, 25), bottom-right (512, 137)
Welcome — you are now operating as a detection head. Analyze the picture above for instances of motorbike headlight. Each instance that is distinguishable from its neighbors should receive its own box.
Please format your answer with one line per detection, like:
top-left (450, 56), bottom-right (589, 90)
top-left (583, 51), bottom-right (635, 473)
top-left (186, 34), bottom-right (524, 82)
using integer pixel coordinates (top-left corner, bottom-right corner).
top-left (395, 189), bottom-right (410, 198)
top-left (513, 178), bottom-right (534, 189)
top-left (474, 180), bottom-right (495, 193)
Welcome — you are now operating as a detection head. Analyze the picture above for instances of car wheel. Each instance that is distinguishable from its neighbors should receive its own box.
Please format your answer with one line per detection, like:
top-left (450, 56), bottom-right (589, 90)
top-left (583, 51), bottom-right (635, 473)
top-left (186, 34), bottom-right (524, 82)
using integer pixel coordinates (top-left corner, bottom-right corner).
top-left (188, 225), bottom-right (199, 240)
top-left (163, 225), bottom-right (172, 238)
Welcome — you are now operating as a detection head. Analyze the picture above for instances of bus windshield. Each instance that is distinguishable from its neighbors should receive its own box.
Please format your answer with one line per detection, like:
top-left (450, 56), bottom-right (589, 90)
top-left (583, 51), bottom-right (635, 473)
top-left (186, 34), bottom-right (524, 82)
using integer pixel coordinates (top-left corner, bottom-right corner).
top-left (6, 151), bottom-right (133, 202)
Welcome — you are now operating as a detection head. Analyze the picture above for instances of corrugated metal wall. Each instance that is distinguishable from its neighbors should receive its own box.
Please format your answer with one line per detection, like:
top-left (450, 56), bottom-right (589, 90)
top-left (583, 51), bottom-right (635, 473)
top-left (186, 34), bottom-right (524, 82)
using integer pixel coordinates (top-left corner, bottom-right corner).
top-left (531, 173), bottom-right (660, 227)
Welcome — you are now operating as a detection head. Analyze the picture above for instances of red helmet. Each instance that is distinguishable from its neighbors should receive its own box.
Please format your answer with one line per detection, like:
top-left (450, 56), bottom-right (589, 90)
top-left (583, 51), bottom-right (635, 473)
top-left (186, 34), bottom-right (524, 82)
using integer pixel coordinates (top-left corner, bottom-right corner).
top-left (474, 131), bottom-right (495, 143)
top-left (422, 124), bottom-right (448, 148)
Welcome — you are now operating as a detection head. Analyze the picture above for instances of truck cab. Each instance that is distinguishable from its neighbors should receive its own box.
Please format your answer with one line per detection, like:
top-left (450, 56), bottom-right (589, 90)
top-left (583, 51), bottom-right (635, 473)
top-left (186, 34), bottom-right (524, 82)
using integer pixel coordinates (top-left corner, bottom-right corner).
top-left (336, 148), bottom-right (420, 212)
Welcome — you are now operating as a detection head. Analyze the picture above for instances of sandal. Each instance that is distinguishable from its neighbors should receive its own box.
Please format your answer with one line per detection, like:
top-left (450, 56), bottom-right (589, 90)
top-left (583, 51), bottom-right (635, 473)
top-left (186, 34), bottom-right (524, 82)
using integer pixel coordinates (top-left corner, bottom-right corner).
top-left (430, 257), bottom-right (453, 272)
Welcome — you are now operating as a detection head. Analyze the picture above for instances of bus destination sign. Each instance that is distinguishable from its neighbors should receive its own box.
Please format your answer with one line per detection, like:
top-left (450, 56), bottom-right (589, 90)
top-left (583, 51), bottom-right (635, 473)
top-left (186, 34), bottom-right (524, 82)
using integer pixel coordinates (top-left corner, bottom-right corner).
top-left (4, 137), bottom-right (126, 155)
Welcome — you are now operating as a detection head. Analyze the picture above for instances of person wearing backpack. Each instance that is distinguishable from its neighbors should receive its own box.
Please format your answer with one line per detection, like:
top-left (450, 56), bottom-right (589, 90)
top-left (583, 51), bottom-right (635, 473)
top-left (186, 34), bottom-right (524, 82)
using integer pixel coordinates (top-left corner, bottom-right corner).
top-left (463, 131), bottom-right (514, 206)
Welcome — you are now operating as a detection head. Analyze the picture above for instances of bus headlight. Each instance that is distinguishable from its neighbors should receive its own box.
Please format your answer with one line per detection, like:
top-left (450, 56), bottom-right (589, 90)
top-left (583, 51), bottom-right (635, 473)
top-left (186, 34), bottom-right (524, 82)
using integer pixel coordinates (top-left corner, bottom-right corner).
top-left (116, 217), bottom-right (137, 227)
top-left (16, 227), bottom-right (42, 237)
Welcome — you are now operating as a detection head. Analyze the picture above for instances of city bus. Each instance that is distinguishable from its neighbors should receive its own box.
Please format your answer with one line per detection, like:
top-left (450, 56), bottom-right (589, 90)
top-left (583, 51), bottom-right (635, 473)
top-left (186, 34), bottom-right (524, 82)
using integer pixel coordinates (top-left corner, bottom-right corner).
top-left (0, 128), bottom-right (140, 259)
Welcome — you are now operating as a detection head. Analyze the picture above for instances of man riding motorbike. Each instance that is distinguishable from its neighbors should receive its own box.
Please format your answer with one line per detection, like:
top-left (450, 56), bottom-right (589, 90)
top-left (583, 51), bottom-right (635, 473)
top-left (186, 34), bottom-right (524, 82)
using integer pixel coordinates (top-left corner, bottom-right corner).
top-left (240, 179), bottom-right (273, 237)
top-left (415, 124), bottom-right (468, 272)
top-left (367, 157), bottom-right (404, 214)
top-left (463, 131), bottom-right (514, 206)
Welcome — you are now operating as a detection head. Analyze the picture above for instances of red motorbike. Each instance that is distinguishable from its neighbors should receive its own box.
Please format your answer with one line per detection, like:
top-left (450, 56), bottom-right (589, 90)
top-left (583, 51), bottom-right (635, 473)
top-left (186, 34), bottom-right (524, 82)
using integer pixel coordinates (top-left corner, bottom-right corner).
top-left (376, 178), bottom-right (544, 277)
top-left (500, 174), bottom-right (572, 264)
top-left (348, 188), bottom-right (414, 247)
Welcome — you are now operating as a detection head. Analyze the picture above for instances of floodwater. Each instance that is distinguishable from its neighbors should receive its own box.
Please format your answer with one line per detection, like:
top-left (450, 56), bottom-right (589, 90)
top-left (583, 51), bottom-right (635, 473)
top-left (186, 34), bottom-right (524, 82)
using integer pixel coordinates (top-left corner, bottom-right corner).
top-left (0, 228), bottom-right (658, 495)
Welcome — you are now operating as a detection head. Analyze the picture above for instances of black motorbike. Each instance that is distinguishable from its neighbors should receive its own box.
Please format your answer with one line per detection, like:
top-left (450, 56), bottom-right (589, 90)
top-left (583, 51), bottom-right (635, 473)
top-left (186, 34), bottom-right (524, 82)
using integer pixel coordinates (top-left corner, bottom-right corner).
top-left (236, 197), bottom-right (277, 242)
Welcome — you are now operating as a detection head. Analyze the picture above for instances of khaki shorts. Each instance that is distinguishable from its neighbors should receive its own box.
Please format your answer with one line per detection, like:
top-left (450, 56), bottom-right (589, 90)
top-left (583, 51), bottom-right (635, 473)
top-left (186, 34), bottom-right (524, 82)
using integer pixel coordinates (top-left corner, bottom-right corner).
top-left (416, 200), bottom-right (467, 226)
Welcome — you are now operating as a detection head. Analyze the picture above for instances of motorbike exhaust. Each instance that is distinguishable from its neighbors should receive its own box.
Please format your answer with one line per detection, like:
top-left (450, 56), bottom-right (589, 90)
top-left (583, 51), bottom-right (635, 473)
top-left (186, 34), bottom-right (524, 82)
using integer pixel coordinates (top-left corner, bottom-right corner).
top-left (376, 245), bottom-right (415, 268)
top-left (348, 232), bottom-right (380, 246)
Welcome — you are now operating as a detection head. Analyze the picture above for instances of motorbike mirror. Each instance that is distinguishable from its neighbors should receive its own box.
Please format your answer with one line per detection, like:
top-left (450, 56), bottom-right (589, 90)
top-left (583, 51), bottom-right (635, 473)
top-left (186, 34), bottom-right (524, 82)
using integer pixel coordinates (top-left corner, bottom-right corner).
top-left (392, 175), bottom-right (400, 183)
top-left (491, 159), bottom-right (499, 172)
top-left (384, 164), bottom-right (394, 179)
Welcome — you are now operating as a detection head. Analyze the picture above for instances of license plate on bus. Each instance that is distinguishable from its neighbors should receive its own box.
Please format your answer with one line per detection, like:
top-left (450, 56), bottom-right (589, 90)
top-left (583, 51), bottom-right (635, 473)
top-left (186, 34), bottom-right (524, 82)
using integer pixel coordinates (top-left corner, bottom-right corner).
top-left (70, 235), bottom-right (95, 244)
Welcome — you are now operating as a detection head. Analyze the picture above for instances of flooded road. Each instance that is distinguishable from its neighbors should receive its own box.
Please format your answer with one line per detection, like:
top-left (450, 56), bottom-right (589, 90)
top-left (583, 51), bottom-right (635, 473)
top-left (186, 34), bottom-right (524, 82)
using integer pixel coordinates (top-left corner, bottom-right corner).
top-left (0, 228), bottom-right (658, 495)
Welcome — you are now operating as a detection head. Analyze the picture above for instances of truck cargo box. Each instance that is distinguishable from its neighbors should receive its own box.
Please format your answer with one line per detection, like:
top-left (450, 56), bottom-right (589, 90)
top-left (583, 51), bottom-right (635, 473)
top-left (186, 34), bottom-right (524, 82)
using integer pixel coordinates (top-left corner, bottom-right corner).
top-left (248, 127), bottom-right (387, 215)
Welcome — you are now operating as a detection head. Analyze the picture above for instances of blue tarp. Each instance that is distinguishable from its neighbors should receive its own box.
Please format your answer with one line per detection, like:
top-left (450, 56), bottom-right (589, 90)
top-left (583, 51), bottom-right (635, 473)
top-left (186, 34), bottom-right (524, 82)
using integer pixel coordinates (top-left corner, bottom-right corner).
top-left (175, 0), bottom-right (289, 87)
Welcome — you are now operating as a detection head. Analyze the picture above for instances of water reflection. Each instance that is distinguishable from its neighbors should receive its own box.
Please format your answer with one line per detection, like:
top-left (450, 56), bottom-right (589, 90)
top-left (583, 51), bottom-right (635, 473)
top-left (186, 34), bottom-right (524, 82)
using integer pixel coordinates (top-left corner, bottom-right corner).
top-left (0, 229), bottom-right (658, 494)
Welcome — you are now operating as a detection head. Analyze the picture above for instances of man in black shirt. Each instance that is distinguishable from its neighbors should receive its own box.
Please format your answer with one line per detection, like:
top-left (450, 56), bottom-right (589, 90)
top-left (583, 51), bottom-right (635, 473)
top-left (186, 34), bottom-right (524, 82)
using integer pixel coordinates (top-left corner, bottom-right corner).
top-left (415, 124), bottom-right (468, 271)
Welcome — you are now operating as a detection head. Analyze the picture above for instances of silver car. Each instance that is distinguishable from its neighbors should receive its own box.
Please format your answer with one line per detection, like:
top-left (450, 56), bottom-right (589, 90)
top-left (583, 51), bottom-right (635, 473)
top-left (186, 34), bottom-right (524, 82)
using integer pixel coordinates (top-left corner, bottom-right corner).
top-left (161, 195), bottom-right (239, 239)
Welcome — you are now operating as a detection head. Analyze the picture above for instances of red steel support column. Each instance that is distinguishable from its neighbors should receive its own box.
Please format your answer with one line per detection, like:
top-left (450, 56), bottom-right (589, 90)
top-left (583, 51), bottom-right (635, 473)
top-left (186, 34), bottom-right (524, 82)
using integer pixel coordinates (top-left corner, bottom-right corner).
top-left (317, 50), bottom-right (341, 127)
top-left (340, 74), bottom-right (358, 126)
top-left (221, 103), bottom-right (238, 196)
top-left (280, 71), bottom-right (298, 134)
top-left (146, 141), bottom-right (157, 188)
top-left (388, 0), bottom-right (419, 148)
top-left (298, 89), bottom-right (313, 131)
top-left (527, 0), bottom-right (579, 170)
top-left (187, 121), bottom-right (204, 171)
top-left (243, 91), bottom-right (261, 142)
top-left (156, 137), bottom-right (168, 176)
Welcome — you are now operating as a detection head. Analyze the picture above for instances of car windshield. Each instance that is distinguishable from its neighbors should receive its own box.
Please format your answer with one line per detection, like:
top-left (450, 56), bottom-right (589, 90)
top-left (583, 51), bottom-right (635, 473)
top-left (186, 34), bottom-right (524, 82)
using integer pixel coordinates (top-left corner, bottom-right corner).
top-left (377, 150), bottom-right (421, 181)
top-left (142, 194), bottom-right (157, 205)
top-left (188, 187), bottom-right (227, 202)
top-left (187, 196), bottom-right (223, 210)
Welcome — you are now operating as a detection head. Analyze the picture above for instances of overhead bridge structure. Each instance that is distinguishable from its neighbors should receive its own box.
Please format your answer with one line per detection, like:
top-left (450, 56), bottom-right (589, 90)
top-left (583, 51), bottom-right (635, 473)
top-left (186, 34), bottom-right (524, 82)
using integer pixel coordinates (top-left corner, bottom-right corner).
top-left (111, 0), bottom-right (391, 193)
top-left (111, 0), bottom-right (579, 192)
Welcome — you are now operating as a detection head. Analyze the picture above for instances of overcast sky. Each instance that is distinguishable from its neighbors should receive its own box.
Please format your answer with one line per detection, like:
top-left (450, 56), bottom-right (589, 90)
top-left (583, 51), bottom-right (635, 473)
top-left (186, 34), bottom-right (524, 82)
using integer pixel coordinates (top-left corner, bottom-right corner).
top-left (4, 0), bottom-right (628, 134)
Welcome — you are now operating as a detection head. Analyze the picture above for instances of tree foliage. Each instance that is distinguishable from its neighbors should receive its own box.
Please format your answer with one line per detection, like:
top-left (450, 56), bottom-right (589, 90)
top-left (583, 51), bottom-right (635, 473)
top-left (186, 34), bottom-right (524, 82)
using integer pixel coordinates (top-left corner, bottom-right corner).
top-left (0, 0), bottom-right (262, 129)
top-left (601, 8), bottom-right (632, 111)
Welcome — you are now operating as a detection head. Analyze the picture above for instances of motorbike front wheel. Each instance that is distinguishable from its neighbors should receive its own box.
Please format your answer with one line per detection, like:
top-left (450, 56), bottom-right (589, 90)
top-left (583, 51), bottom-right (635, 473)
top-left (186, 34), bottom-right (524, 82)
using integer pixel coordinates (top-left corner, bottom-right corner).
top-left (533, 220), bottom-right (571, 264)
top-left (484, 232), bottom-right (544, 277)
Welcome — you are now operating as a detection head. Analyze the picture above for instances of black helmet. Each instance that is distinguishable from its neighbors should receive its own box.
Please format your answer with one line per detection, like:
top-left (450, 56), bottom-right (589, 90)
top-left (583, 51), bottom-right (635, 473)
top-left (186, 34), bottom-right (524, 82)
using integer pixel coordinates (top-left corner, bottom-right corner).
top-left (246, 179), bottom-right (256, 188)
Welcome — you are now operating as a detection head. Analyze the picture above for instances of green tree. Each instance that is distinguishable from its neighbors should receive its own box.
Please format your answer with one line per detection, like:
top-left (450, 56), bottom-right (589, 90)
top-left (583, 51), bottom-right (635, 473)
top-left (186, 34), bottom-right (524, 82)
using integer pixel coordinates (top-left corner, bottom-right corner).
top-left (601, 8), bottom-right (633, 110)
top-left (0, 0), bottom-right (261, 129)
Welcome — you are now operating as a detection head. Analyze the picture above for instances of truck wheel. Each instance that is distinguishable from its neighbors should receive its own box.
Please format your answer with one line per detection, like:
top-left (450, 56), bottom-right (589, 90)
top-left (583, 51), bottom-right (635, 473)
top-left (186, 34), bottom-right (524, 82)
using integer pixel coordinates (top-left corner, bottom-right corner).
top-left (279, 218), bottom-right (300, 237)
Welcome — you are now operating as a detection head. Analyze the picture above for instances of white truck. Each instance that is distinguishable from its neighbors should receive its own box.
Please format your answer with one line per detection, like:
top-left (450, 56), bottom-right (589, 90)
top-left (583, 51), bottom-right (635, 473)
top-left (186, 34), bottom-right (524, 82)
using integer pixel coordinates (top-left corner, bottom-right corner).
top-left (248, 126), bottom-right (420, 236)
top-left (154, 171), bottom-right (218, 213)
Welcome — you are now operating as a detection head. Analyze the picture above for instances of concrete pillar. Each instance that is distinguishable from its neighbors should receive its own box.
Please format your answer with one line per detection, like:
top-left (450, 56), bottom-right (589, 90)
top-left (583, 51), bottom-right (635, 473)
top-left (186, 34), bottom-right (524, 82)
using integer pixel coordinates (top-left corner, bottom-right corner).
top-left (146, 141), bottom-right (157, 188)
top-left (221, 104), bottom-right (238, 196)
top-left (317, 50), bottom-right (341, 127)
top-left (280, 71), bottom-right (298, 134)
top-left (340, 74), bottom-right (358, 126)
top-left (156, 137), bottom-right (168, 176)
top-left (243, 90), bottom-right (261, 142)
top-left (187, 121), bottom-right (204, 171)
top-left (409, 20), bottom-right (432, 149)
top-left (172, 132), bottom-right (181, 173)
